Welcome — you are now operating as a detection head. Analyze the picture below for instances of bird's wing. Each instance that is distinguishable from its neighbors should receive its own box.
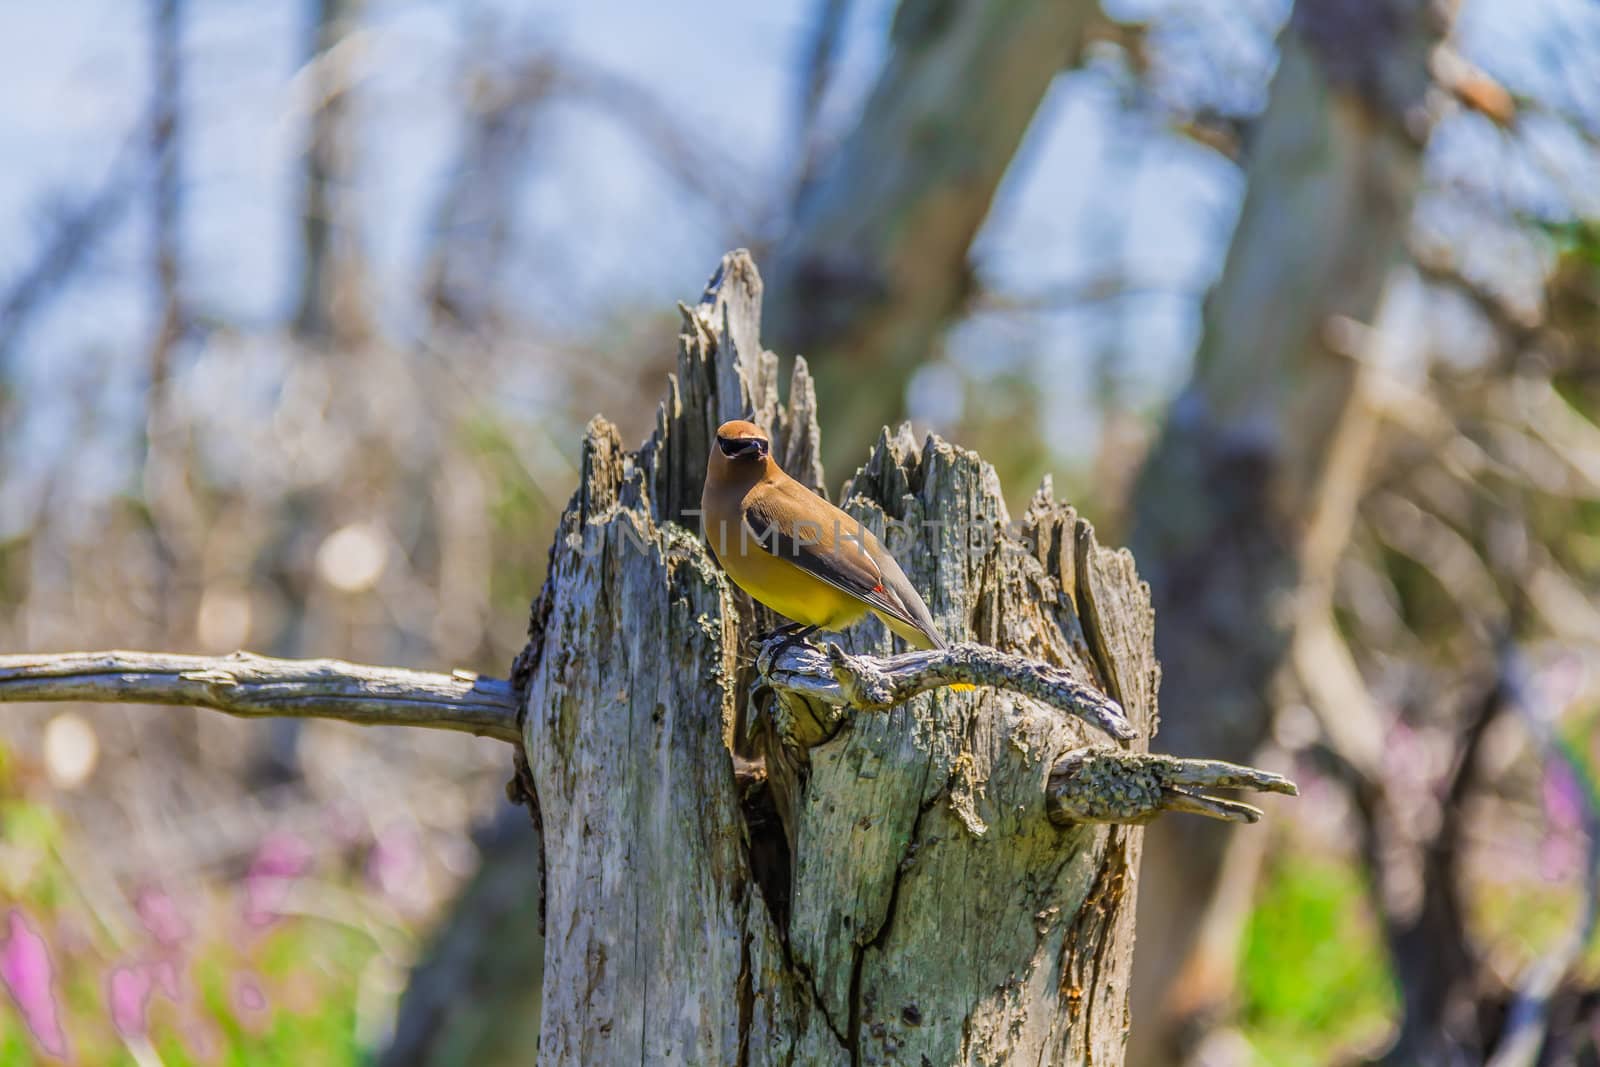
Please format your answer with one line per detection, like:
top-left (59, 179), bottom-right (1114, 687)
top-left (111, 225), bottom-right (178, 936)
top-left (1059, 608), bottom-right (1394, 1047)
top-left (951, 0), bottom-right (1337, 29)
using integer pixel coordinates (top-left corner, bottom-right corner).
top-left (743, 481), bottom-right (931, 639)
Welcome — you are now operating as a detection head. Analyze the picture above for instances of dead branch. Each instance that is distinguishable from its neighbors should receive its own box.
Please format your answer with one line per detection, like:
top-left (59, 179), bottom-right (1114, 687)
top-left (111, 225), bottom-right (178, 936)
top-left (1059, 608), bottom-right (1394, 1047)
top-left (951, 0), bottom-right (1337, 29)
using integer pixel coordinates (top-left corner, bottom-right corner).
top-left (1048, 749), bottom-right (1298, 826)
top-left (756, 634), bottom-right (1297, 825)
top-left (0, 650), bottom-right (520, 743)
top-left (758, 636), bottom-right (1136, 743)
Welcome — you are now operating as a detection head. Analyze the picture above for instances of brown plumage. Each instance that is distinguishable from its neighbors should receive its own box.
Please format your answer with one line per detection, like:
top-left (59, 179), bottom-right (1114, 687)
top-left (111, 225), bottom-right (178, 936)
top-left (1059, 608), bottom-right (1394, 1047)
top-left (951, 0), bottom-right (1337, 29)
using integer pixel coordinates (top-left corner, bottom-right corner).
top-left (700, 419), bottom-right (951, 650)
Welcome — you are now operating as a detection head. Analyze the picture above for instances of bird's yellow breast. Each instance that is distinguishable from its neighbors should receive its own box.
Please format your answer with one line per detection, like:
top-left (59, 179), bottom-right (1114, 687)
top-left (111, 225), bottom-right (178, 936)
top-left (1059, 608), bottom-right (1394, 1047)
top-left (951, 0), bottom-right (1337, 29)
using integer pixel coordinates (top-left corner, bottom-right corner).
top-left (715, 528), bottom-right (869, 631)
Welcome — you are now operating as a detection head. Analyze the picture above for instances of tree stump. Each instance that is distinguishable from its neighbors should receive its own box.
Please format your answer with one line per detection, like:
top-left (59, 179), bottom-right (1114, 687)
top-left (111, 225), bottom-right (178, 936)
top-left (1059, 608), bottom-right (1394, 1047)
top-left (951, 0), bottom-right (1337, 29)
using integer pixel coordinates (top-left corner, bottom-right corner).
top-left (518, 252), bottom-right (1161, 1064)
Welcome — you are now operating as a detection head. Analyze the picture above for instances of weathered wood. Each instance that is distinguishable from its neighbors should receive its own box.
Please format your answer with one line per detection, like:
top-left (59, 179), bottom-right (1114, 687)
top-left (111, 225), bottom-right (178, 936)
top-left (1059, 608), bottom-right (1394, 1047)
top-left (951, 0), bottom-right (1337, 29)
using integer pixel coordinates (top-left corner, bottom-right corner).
top-left (515, 251), bottom-right (1218, 1063)
top-left (759, 638), bottom-right (1135, 742)
top-left (1048, 750), bottom-right (1297, 826)
top-left (0, 649), bottom-right (519, 742)
top-left (521, 255), bottom-right (839, 1063)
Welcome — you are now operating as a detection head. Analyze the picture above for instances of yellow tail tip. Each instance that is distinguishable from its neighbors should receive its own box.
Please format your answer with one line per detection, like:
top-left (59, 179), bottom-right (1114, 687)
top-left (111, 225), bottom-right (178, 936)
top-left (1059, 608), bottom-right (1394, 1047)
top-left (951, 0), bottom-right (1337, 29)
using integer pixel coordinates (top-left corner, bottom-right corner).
top-left (948, 683), bottom-right (975, 692)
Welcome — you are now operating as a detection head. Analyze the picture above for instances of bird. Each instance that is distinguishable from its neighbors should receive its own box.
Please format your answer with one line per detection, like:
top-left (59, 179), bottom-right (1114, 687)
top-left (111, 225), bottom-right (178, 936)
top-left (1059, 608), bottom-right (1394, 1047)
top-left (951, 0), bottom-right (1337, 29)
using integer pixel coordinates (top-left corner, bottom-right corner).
top-left (700, 418), bottom-right (960, 654)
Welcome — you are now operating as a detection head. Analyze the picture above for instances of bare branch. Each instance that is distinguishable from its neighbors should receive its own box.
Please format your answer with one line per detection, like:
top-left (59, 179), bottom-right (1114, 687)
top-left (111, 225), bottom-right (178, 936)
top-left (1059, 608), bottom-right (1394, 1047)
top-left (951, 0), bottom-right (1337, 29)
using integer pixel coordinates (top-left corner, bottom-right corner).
top-left (0, 650), bottom-right (520, 744)
top-left (1047, 749), bottom-right (1298, 826)
top-left (758, 636), bottom-right (1136, 743)
top-left (541, 57), bottom-right (755, 230)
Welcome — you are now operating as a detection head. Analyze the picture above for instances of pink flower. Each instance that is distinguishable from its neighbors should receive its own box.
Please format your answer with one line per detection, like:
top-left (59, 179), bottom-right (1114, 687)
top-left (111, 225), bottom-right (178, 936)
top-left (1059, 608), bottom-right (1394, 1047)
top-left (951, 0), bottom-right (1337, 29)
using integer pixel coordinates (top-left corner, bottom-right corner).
top-left (135, 889), bottom-right (191, 947)
top-left (249, 832), bottom-right (315, 880)
top-left (107, 956), bottom-right (184, 1039)
top-left (243, 832), bottom-right (314, 926)
top-left (180, 1011), bottom-right (222, 1063)
top-left (107, 964), bottom-right (153, 1037)
top-left (1543, 761), bottom-right (1586, 834)
top-left (234, 976), bottom-right (266, 1014)
top-left (150, 957), bottom-right (182, 1001)
top-left (1541, 832), bottom-right (1581, 881)
top-left (0, 910), bottom-right (68, 1058)
top-left (231, 973), bottom-right (269, 1033)
top-left (180, 1017), bottom-right (222, 1062)
top-left (367, 823), bottom-right (421, 903)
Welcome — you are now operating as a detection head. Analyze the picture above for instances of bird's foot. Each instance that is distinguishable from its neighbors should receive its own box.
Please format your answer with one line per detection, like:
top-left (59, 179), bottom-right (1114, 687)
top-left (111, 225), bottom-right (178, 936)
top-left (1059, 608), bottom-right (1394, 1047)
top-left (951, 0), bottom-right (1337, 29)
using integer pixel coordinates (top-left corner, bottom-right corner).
top-left (757, 624), bottom-right (820, 659)
top-left (755, 622), bottom-right (807, 642)
top-left (750, 625), bottom-right (825, 677)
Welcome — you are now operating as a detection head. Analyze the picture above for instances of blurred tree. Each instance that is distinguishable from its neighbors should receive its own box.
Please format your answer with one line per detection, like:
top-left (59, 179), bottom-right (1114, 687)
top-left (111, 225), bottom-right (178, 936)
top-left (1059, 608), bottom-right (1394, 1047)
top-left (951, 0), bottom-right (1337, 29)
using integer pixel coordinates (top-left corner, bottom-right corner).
top-left (147, 0), bottom-right (183, 405)
top-left (295, 0), bottom-right (368, 348)
top-left (377, 807), bottom-right (545, 1067)
top-left (1316, 224), bottom-right (1600, 1063)
top-left (1123, 0), bottom-right (1449, 1060)
top-left (256, 0), bottom-right (369, 782)
top-left (766, 0), bottom-right (1097, 475)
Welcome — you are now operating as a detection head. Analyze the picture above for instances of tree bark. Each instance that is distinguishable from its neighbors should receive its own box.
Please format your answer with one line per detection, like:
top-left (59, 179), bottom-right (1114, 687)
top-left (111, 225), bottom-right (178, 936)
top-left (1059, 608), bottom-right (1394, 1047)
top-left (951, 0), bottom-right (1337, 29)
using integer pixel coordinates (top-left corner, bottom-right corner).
top-left (1123, 0), bottom-right (1447, 1058)
top-left (517, 251), bottom-right (1151, 1063)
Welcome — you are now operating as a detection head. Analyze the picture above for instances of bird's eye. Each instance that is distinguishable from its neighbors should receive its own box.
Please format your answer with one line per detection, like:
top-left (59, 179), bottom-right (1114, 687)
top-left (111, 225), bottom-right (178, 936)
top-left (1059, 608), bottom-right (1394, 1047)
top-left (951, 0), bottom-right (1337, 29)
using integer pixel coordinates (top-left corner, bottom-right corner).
top-left (717, 435), bottom-right (768, 458)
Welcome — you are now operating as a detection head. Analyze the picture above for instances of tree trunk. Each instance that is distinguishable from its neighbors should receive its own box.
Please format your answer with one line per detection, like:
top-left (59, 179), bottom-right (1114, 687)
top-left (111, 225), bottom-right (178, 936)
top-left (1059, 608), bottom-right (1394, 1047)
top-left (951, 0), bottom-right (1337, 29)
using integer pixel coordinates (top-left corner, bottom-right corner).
top-left (1124, 0), bottom-right (1446, 1058)
top-left (514, 251), bottom-right (1156, 1063)
top-left (293, 0), bottom-right (367, 347)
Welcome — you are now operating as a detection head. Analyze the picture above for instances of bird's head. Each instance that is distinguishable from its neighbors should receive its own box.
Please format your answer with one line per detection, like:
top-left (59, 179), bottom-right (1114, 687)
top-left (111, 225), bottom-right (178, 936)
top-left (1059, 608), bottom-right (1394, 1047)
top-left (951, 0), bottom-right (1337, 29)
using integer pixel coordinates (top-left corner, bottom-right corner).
top-left (713, 420), bottom-right (771, 465)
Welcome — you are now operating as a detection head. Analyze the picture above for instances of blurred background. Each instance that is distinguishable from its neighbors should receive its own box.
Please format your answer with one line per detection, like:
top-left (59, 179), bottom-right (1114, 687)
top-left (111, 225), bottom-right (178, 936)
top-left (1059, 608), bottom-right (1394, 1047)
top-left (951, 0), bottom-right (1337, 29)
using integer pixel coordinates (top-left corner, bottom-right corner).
top-left (1, 0), bottom-right (1598, 1063)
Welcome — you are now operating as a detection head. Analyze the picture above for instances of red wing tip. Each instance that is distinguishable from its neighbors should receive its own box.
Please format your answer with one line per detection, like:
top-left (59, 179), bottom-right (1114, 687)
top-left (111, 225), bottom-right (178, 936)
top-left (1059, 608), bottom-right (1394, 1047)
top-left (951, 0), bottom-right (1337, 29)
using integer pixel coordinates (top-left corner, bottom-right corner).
top-left (872, 583), bottom-right (885, 593)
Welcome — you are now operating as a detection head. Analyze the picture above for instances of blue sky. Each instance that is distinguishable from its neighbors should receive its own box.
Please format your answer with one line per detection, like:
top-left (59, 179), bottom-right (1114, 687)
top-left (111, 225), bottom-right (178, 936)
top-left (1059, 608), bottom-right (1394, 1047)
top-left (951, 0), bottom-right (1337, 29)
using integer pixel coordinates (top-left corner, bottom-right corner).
top-left (0, 0), bottom-right (1594, 515)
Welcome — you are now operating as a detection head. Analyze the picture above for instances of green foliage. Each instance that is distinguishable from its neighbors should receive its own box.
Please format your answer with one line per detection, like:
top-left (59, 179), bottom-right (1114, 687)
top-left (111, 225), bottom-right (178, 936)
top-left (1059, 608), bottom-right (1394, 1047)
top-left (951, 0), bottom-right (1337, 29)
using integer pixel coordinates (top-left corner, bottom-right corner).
top-left (1237, 849), bottom-right (1399, 1065)
top-left (459, 412), bottom-right (556, 628)
top-left (1544, 220), bottom-right (1600, 269)
top-left (144, 924), bottom-right (371, 1067)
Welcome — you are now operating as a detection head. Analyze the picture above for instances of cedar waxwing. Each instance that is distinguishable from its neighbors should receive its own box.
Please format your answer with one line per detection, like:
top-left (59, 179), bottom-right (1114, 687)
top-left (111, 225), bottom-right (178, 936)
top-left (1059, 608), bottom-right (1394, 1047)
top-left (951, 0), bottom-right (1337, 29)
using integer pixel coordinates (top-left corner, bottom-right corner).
top-left (701, 419), bottom-right (957, 652)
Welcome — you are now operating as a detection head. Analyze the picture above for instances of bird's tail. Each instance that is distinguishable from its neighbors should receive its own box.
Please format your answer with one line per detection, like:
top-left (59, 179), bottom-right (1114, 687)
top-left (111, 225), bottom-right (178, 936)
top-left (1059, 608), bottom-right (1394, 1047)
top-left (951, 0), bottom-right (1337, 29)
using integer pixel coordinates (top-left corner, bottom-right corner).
top-left (878, 611), bottom-right (976, 693)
